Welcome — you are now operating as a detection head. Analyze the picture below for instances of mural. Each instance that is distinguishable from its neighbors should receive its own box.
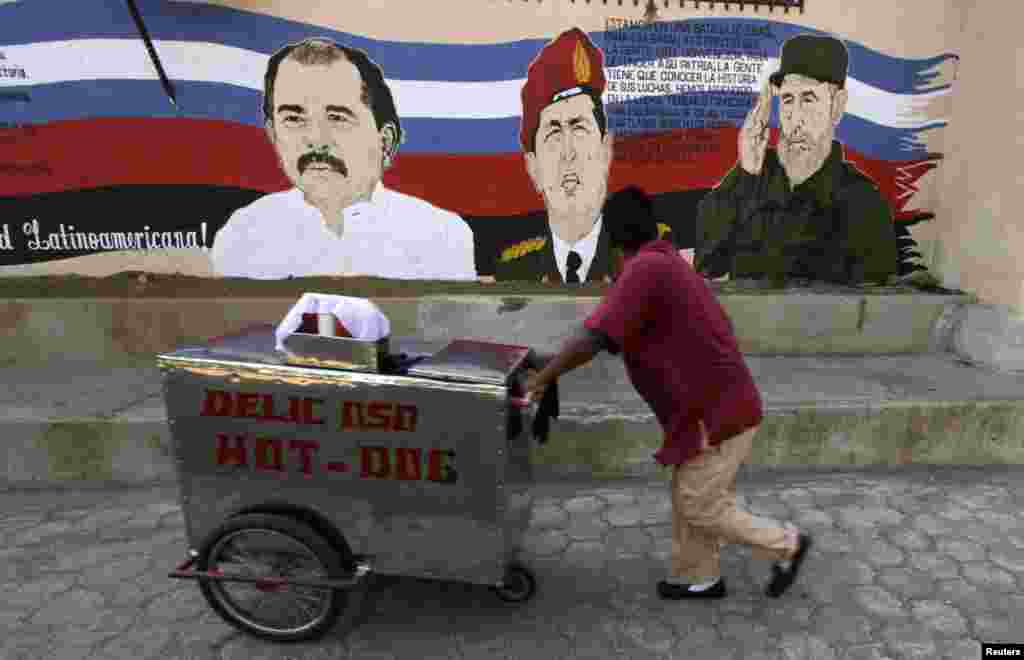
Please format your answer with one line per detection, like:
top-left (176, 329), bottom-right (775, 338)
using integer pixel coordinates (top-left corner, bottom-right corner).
top-left (695, 34), bottom-right (899, 285)
top-left (0, 1), bottom-right (953, 285)
top-left (209, 38), bottom-right (477, 280)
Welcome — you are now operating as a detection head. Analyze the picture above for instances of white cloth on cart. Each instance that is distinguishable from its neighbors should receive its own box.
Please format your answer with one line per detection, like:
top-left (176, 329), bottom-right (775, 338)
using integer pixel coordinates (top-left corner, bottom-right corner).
top-left (275, 293), bottom-right (390, 351)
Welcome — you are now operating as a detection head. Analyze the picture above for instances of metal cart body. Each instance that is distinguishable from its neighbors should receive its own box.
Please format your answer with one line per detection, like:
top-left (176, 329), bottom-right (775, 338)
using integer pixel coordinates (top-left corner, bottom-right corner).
top-left (159, 325), bottom-right (537, 591)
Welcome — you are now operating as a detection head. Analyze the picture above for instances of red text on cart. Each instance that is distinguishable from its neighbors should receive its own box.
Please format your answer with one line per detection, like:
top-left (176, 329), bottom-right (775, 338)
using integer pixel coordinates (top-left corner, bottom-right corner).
top-left (213, 434), bottom-right (458, 484)
top-left (201, 389), bottom-right (419, 432)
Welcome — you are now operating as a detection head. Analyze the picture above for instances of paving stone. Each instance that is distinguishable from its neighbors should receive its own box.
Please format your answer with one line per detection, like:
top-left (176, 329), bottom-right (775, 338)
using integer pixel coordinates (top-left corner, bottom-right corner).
top-left (910, 515), bottom-right (958, 537)
top-left (79, 555), bottom-right (152, 588)
top-left (53, 532), bottom-right (179, 570)
top-left (805, 559), bottom-right (875, 603)
top-left (647, 535), bottom-right (672, 562)
top-left (989, 543), bottom-right (1024, 574)
top-left (30, 588), bottom-right (106, 627)
top-left (142, 586), bottom-right (208, 624)
top-left (564, 496), bottom-right (606, 515)
top-left (93, 628), bottom-right (173, 660)
top-left (910, 600), bottom-right (968, 637)
top-left (605, 556), bottom-right (657, 589)
top-left (857, 538), bottom-right (905, 567)
top-left (961, 562), bottom-right (1018, 593)
top-left (745, 496), bottom-right (791, 519)
top-left (812, 606), bottom-right (876, 645)
top-left (933, 579), bottom-right (992, 613)
top-left (777, 488), bottom-right (816, 509)
top-left (45, 641), bottom-right (98, 660)
top-left (877, 568), bottom-right (937, 599)
top-left (936, 639), bottom-right (982, 660)
top-left (11, 520), bottom-right (75, 545)
top-left (106, 569), bottom-right (180, 608)
top-left (935, 538), bottom-right (987, 563)
top-left (839, 643), bottom-right (893, 660)
top-left (887, 494), bottom-right (931, 515)
top-left (564, 512), bottom-right (609, 541)
top-left (837, 506), bottom-right (904, 531)
top-left (950, 522), bottom-right (1010, 546)
top-left (885, 528), bottom-right (932, 552)
top-left (0, 573), bottom-right (75, 610)
top-left (907, 553), bottom-right (961, 580)
top-left (604, 527), bottom-right (654, 558)
top-left (521, 529), bottom-right (569, 557)
top-left (794, 508), bottom-right (834, 529)
top-left (778, 633), bottom-right (837, 660)
top-left (975, 510), bottom-right (1020, 533)
top-left (935, 505), bottom-right (977, 522)
top-left (813, 529), bottom-right (857, 554)
top-left (718, 615), bottom-right (770, 646)
top-left (620, 619), bottom-right (676, 654)
top-left (880, 623), bottom-right (937, 660)
top-left (529, 504), bottom-right (568, 528)
top-left (851, 586), bottom-right (908, 620)
top-left (591, 490), bottom-right (637, 507)
top-left (75, 508), bottom-right (138, 533)
top-left (160, 511), bottom-right (186, 529)
top-left (670, 628), bottom-right (735, 659)
top-left (971, 615), bottom-right (1016, 643)
top-left (605, 504), bottom-right (668, 527)
top-left (563, 540), bottom-right (610, 572)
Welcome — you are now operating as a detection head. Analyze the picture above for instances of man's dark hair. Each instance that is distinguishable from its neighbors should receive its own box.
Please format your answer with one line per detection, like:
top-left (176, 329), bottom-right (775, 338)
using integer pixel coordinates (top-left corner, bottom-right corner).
top-left (526, 88), bottom-right (606, 153)
top-left (262, 38), bottom-right (403, 149)
top-left (604, 185), bottom-right (659, 252)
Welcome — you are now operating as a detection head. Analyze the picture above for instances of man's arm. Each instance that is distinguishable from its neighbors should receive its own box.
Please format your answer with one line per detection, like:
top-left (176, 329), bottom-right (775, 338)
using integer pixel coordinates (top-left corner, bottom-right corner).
top-left (526, 326), bottom-right (606, 396)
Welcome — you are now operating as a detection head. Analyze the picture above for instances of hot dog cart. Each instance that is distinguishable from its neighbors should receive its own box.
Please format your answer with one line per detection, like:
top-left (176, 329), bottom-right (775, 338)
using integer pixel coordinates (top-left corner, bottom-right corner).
top-left (159, 311), bottom-right (552, 643)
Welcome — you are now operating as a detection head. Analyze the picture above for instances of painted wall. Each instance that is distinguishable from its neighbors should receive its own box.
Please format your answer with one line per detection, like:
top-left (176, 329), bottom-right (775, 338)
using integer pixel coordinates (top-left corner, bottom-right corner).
top-left (0, 0), bottom-right (972, 293)
top-left (933, 2), bottom-right (1024, 313)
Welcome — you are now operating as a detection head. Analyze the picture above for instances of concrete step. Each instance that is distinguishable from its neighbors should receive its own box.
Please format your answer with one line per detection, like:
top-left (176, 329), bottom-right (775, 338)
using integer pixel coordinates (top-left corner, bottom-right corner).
top-left (1, 290), bottom-right (970, 368)
top-left (3, 353), bottom-right (1022, 489)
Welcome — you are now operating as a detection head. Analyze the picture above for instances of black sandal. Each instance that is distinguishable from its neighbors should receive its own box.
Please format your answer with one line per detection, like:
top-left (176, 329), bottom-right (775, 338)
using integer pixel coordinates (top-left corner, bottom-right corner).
top-left (657, 578), bottom-right (727, 600)
top-left (766, 533), bottom-right (812, 598)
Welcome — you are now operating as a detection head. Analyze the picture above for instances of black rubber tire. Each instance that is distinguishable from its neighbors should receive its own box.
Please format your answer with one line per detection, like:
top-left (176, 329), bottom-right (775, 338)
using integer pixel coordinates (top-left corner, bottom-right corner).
top-left (491, 561), bottom-right (537, 603)
top-left (196, 513), bottom-right (351, 643)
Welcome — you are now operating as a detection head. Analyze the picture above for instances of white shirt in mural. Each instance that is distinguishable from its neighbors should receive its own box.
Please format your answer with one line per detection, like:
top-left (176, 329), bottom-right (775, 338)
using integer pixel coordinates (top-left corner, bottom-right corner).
top-left (211, 183), bottom-right (476, 280)
top-left (549, 214), bottom-right (602, 283)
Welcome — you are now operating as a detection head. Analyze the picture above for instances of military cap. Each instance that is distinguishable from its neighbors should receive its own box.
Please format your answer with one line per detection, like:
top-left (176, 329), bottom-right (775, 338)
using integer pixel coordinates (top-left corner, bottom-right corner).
top-left (770, 34), bottom-right (849, 88)
top-left (520, 27), bottom-right (606, 152)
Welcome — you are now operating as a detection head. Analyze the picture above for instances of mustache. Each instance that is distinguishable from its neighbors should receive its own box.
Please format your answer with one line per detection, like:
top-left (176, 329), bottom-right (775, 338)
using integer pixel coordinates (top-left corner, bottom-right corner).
top-left (297, 152), bottom-right (347, 176)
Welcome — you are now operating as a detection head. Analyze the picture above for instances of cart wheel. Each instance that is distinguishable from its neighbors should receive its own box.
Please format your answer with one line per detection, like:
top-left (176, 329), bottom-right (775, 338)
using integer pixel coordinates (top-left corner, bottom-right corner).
top-left (196, 513), bottom-right (354, 643)
top-left (491, 561), bottom-right (536, 603)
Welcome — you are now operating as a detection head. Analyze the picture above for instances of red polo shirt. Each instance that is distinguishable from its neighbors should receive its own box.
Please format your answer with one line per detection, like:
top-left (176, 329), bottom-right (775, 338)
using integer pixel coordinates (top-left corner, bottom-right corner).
top-left (584, 240), bottom-right (762, 465)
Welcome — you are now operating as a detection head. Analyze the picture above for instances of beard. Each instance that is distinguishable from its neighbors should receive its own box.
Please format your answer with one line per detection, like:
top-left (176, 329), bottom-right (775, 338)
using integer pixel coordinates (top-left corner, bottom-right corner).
top-left (778, 132), bottom-right (831, 187)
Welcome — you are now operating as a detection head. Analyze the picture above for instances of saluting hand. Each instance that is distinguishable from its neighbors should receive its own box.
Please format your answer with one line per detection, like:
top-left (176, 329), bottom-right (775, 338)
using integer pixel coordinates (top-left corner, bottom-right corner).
top-left (739, 79), bottom-right (774, 175)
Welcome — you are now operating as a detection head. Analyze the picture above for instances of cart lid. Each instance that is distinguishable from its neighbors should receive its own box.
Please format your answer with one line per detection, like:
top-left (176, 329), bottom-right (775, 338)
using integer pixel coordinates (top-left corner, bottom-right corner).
top-left (159, 325), bottom-right (444, 368)
top-left (406, 339), bottom-right (532, 386)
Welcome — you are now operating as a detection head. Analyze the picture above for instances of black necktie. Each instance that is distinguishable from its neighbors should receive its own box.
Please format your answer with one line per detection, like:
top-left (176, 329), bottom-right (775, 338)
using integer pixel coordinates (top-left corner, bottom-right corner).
top-left (566, 250), bottom-right (582, 284)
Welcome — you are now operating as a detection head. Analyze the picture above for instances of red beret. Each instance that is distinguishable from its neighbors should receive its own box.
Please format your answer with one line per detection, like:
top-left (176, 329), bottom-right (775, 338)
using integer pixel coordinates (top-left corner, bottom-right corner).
top-left (520, 27), bottom-right (606, 152)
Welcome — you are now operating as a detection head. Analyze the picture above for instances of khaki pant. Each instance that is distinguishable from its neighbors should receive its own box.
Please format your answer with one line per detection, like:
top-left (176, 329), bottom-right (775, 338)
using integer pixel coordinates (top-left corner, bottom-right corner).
top-left (669, 425), bottom-right (797, 581)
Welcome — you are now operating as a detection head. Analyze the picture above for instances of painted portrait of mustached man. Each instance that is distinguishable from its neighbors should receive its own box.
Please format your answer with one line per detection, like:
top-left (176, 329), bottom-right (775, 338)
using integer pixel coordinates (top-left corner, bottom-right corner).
top-left (210, 37), bottom-right (479, 281)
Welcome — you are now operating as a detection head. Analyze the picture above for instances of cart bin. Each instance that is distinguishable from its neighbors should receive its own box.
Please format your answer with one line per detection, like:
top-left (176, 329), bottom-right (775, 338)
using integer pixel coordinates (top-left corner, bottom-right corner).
top-left (158, 325), bottom-right (544, 588)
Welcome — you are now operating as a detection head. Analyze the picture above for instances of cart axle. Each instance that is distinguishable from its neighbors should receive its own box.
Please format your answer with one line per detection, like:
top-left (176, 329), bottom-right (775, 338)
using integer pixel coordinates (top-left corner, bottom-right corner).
top-left (169, 558), bottom-right (372, 590)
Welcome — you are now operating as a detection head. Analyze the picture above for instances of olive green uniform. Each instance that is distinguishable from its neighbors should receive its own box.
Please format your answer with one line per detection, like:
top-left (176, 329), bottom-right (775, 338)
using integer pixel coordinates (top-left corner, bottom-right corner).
top-left (694, 140), bottom-right (898, 286)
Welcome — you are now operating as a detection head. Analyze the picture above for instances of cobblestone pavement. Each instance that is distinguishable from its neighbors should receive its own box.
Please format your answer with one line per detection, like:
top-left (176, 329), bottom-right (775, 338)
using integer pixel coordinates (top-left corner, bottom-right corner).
top-left (2, 467), bottom-right (1022, 659)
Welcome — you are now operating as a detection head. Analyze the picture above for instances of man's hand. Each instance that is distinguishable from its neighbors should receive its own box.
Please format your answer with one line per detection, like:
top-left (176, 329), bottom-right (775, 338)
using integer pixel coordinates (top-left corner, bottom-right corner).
top-left (524, 369), bottom-right (547, 402)
top-left (739, 79), bottom-right (774, 175)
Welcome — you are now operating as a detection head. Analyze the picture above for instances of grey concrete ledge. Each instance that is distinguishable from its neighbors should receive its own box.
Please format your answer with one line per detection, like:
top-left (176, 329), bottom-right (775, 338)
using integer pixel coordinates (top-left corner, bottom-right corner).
top-left (2, 293), bottom-right (972, 368)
